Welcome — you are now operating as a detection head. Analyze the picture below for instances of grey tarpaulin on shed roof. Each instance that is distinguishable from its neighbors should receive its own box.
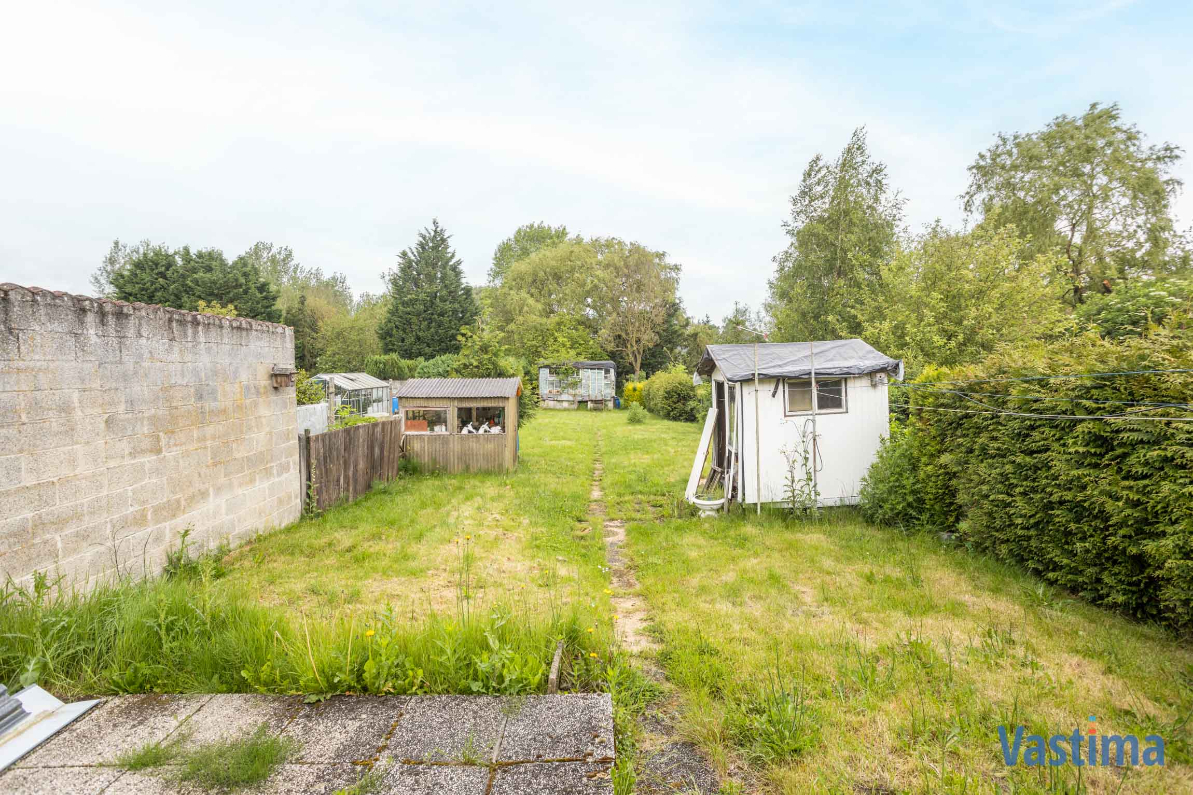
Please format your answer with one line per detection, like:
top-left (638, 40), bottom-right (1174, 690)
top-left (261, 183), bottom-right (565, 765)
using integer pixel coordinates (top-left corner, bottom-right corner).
top-left (696, 340), bottom-right (902, 383)
top-left (391, 377), bottom-right (522, 399)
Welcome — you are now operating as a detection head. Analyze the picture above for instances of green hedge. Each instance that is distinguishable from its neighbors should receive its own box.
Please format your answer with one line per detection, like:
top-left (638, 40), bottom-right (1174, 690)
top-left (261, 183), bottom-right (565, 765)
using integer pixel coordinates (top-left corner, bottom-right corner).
top-left (642, 370), bottom-right (697, 422)
top-left (364, 354), bottom-right (422, 381)
top-left (860, 330), bottom-right (1193, 630)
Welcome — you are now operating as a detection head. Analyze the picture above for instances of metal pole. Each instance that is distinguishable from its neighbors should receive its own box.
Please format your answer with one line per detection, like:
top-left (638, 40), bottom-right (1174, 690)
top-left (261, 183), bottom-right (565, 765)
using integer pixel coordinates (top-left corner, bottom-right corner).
top-left (754, 341), bottom-right (761, 515)
top-left (809, 341), bottom-right (818, 497)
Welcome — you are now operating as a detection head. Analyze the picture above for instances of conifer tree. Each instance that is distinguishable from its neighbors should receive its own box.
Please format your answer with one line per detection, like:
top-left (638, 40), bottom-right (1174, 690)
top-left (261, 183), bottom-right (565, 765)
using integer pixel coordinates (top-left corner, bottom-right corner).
top-left (379, 219), bottom-right (478, 358)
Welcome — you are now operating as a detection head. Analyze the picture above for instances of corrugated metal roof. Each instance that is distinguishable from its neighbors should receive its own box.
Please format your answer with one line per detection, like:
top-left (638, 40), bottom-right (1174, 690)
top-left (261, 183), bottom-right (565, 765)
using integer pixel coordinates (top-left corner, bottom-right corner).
top-left (313, 372), bottom-right (390, 391)
top-left (539, 360), bottom-right (616, 370)
top-left (392, 377), bottom-right (522, 399)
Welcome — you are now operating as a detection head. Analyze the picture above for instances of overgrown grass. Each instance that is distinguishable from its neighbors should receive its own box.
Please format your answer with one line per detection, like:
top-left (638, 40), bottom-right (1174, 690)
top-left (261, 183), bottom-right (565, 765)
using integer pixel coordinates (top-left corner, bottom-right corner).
top-left (576, 408), bottom-right (1193, 793)
top-left (0, 413), bottom-right (626, 700)
top-left (220, 411), bottom-right (608, 613)
top-left (117, 723), bottom-right (293, 791)
top-left (0, 554), bottom-right (610, 699)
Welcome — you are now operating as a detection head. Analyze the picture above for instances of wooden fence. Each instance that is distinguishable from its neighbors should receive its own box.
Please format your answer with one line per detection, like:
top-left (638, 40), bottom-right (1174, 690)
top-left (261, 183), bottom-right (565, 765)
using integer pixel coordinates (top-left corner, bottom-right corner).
top-left (299, 419), bottom-right (404, 512)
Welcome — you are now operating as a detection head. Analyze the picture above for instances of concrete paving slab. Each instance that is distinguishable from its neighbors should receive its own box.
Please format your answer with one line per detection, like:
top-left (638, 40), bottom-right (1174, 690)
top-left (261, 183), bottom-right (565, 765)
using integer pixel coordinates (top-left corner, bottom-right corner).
top-left (490, 761), bottom-right (614, 794)
top-left (174, 694), bottom-right (301, 749)
top-left (14, 694), bottom-right (212, 768)
top-left (280, 695), bottom-right (404, 763)
top-left (377, 762), bottom-right (491, 794)
top-left (383, 695), bottom-right (505, 763)
top-left (101, 769), bottom-right (182, 794)
top-left (239, 763), bottom-right (362, 795)
top-left (0, 765), bottom-right (122, 795)
top-left (499, 694), bottom-right (614, 762)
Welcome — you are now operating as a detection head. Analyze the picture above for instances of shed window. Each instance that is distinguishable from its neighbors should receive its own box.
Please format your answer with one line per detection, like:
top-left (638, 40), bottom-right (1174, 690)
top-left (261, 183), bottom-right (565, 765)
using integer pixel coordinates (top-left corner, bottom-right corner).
top-left (784, 378), bottom-right (847, 414)
top-left (457, 406), bottom-right (505, 434)
top-left (405, 408), bottom-right (448, 433)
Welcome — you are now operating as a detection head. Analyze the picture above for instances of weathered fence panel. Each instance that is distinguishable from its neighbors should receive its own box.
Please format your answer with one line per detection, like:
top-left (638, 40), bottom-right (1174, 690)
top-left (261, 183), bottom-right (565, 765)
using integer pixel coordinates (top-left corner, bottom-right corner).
top-left (302, 420), bottom-right (403, 511)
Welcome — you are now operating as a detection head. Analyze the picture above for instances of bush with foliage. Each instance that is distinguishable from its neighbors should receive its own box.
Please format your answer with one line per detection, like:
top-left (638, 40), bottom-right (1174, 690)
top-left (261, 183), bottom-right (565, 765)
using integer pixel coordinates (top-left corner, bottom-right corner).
top-left (627, 403), bottom-right (647, 424)
top-left (622, 381), bottom-right (644, 405)
top-left (295, 370), bottom-right (326, 406)
top-left (642, 368), bottom-right (698, 422)
top-left (416, 354), bottom-right (457, 378)
top-left (364, 353), bottom-right (422, 381)
top-left (859, 327), bottom-right (1193, 630)
top-left (1075, 277), bottom-right (1191, 340)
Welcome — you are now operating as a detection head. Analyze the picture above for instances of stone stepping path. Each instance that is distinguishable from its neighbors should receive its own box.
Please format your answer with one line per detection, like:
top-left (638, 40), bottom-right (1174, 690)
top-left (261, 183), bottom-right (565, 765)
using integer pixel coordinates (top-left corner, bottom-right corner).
top-left (589, 433), bottom-right (720, 794)
top-left (1, 693), bottom-right (614, 794)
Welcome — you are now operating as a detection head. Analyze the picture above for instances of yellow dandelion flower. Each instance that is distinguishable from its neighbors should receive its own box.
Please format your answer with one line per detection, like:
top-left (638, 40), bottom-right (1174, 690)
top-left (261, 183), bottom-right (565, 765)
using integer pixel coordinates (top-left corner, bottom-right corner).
top-left (587, 627), bottom-right (595, 633)
top-left (589, 652), bottom-right (598, 658)
top-left (603, 589), bottom-right (612, 595)
top-left (465, 535), bottom-right (471, 540)
top-left (365, 629), bottom-right (375, 637)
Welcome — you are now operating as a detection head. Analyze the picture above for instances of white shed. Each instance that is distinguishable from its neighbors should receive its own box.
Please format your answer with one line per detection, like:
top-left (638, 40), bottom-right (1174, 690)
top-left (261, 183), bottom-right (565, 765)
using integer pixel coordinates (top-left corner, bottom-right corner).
top-left (688, 340), bottom-right (902, 509)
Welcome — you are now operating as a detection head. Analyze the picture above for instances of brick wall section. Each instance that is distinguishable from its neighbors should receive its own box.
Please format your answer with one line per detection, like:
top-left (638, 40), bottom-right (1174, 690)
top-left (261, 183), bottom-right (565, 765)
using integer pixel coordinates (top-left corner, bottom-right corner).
top-left (0, 284), bottom-right (301, 589)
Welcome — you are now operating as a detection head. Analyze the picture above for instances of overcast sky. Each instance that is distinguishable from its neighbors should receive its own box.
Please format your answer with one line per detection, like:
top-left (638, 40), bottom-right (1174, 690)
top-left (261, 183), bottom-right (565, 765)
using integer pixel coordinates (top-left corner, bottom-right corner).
top-left (2, 0), bottom-right (1190, 320)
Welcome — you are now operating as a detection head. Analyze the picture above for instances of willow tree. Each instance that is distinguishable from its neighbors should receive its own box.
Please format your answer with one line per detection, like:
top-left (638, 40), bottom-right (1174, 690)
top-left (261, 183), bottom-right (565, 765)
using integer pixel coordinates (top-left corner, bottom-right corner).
top-left (963, 102), bottom-right (1186, 305)
top-left (766, 127), bottom-right (904, 342)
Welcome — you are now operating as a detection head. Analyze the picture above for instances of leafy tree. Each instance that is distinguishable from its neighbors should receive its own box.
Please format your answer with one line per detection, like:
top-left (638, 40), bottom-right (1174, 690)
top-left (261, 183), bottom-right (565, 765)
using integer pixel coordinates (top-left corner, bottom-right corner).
top-left (92, 239), bottom-right (156, 297)
top-left (195, 300), bottom-right (238, 317)
top-left (108, 244), bottom-right (180, 307)
top-left (856, 223), bottom-right (1065, 377)
top-left (314, 295), bottom-right (386, 372)
top-left (719, 302), bottom-right (769, 344)
top-left (766, 128), bottom-right (904, 341)
top-left (488, 222), bottom-right (575, 284)
top-left (283, 294), bottom-right (321, 371)
top-left (379, 220), bottom-right (478, 359)
top-left (363, 353), bottom-right (421, 380)
top-left (240, 242), bottom-right (353, 314)
top-left (484, 241), bottom-right (606, 363)
top-left (415, 354), bottom-right (457, 378)
top-left (452, 325), bottom-right (517, 378)
top-left (109, 245), bottom-right (281, 322)
top-left (295, 370), bottom-right (326, 405)
top-left (1075, 276), bottom-right (1191, 339)
top-left (179, 247), bottom-right (281, 322)
top-left (963, 102), bottom-right (1187, 305)
top-left (592, 238), bottom-right (680, 379)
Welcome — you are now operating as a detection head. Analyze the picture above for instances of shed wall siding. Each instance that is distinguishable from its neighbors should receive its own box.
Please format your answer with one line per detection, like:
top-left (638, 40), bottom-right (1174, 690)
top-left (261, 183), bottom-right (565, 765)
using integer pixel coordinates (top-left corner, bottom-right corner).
top-left (735, 374), bottom-right (889, 506)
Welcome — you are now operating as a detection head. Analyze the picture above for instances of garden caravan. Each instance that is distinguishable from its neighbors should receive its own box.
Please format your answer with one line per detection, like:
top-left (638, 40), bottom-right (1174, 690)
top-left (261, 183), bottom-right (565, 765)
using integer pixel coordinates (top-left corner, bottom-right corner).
top-left (689, 340), bottom-right (902, 510)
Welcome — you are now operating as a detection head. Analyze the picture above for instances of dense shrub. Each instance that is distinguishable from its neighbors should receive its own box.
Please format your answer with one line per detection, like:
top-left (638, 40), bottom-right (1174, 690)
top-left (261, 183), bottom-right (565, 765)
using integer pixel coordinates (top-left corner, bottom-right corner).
top-left (416, 354), bottom-right (457, 378)
top-left (627, 403), bottom-right (647, 424)
top-left (1075, 277), bottom-right (1191, 340)
top-left (364, 353), bottom-right (422, 381)
top-left (295, 370), bottom-right (326, 406)
top-left (860, 328), bottom-right (1193, 630)
top-left (642, 370), bottom-right (698, 422)
top-left (622, 381), bottom-right (644, 405)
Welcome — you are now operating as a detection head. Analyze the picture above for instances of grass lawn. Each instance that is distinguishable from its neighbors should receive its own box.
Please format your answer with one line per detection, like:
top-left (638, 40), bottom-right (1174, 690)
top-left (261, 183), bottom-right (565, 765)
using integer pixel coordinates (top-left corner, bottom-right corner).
top-left (597, 411), bottom-right (1193, 794)
top-left (221, 410), bottom-right (612, 615)
top-left (6, 408), bottom-right (1191, 794)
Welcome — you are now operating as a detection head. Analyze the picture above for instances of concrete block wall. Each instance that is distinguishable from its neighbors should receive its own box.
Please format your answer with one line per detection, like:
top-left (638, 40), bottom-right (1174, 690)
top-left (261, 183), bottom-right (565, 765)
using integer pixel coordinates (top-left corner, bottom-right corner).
top-left (0, 284), bottom-right (302, 590)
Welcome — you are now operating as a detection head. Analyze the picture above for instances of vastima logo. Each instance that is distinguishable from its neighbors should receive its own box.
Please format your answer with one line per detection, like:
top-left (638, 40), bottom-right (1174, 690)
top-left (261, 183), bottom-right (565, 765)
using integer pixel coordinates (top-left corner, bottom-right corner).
top-left (998, 715), bottom-right (1165, 767)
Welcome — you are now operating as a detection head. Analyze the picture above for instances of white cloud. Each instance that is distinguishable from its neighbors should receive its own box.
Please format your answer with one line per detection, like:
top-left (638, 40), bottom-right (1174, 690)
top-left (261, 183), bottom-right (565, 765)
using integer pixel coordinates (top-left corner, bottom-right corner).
top-left (0, 0), bottom-right (1189, 321)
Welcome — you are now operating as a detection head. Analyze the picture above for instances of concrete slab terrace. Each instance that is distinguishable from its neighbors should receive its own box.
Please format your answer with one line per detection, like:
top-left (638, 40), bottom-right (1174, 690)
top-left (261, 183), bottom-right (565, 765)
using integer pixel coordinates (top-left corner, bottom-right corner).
top-left (0, 693), bottom-right (615, 795)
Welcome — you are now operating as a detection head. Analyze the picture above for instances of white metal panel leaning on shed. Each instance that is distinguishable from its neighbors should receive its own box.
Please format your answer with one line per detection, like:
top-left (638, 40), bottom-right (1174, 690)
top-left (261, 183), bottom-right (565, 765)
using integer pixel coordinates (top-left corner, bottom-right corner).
top-left (693, 340), bottom-right (902, 508)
